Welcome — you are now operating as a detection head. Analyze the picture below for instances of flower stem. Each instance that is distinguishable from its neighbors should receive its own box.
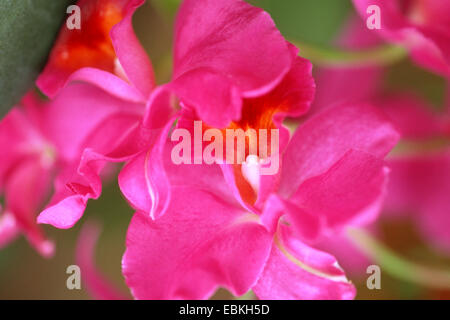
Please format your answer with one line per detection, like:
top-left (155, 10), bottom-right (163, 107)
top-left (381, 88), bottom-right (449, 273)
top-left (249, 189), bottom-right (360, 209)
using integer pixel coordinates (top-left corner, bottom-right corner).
top-left (347, 228), bottom-right (450, 290)
top-left (389, 137), bottom-right (450, 158)
top-left (293, 41), bottom-right (407, 68)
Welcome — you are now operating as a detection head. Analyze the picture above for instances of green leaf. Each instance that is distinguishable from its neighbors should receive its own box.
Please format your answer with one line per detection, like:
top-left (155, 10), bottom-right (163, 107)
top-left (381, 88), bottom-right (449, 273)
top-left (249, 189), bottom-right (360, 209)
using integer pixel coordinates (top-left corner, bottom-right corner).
top-left (0, 0), bottom-right (76, 118)
top-left (291, 40), bottom-right (407, 68)
top-left (249, 0), bottom-right (352, 46)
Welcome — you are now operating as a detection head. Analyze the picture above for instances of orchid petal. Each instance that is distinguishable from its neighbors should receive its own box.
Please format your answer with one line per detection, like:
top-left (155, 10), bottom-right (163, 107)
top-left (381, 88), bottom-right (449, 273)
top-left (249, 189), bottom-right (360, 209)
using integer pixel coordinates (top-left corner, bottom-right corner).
top-left (254, 224), bottom-right (356, 300)
top-left (279, 103), bottom-right (399, 198)
top-left (122, 187), bottom-right (272, 299)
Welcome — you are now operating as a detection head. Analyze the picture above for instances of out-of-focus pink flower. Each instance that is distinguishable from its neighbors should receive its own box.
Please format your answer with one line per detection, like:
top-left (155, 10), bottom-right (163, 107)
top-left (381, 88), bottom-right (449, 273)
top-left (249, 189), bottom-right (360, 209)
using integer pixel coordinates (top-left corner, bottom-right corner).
top-left (37, 0), bottom-right (154, 102)
top-left (379, 94), bottom-right (450, 253)
top-left (320, 93), bottom-right (450, 270)
top-left (387, 152), bottom-right (450, 253)
top-left (312, 16), bottom-right (384, 114)
top-left (0, 97), bottom-right (54, 256)
top-left (352, 0), bottom-right (450, 77)
top-left (307, 11), bottom-right (450, 273)
top-left (121, 99), bottom-right (399, 299)
top-left (0, 81), bottom-right (145, 255)
top-left (33, 0), bottom-right (160, 231)
top-left (76, 222), bottom-right (129, 300)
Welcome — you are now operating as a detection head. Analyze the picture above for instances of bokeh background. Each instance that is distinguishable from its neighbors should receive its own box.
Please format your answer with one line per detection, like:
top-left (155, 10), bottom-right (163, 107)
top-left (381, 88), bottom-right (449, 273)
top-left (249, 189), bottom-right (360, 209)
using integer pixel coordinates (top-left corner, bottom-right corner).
top-left (0, 0), bottom-right (448, 299)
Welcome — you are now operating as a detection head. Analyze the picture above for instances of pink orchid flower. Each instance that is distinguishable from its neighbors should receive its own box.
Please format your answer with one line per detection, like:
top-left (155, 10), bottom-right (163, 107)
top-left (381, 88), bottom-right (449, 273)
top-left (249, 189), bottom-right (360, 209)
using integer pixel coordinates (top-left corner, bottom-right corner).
top-left (312, 16), bottom-right (384, 115)
top-left (320, 94), bottom-right (450, 274)
top-left (0, 94), bottom-right (55, 256)
top-left (352, 0), bottom-right (450, 77)
top-left (1, 0), bottom-right (155, 253)
top-left (113, 0), bottom-right (400, 299)
top-left (35, 0), bottom-right (163, 231)
top-left (379, 94), bottom-right (450, 254)
top-left (121, 101), bottom-right (399, 299)
top-left (307, 13), bottom-right (450, 272)
top-left (118, 0), bottom-right (314, 220)
top-left (0, 84), bottom-right (143, 255)
top-left (37, 0), bottom-right (154, 101)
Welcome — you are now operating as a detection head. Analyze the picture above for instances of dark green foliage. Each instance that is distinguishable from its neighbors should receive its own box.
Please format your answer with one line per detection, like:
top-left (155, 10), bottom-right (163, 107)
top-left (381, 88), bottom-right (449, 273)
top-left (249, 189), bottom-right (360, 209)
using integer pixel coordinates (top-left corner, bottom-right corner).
top-left (0, 0), bottom-right (76, 118)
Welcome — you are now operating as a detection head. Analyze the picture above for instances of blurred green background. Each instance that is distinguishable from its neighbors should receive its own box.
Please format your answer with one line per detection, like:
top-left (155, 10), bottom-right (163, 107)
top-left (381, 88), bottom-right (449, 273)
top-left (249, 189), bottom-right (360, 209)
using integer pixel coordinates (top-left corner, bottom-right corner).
top-left (0, 0), bottom-right (448, 300)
